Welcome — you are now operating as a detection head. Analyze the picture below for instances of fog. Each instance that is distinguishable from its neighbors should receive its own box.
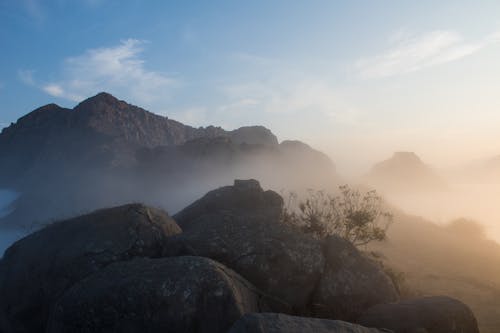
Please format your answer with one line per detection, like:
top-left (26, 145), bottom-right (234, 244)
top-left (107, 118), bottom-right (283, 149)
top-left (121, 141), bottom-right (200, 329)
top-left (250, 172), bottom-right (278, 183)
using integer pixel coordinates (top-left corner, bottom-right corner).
top-left (0, 190), bottom-right (24, 257)
top-left (2, 141), bottom-right (500, 331)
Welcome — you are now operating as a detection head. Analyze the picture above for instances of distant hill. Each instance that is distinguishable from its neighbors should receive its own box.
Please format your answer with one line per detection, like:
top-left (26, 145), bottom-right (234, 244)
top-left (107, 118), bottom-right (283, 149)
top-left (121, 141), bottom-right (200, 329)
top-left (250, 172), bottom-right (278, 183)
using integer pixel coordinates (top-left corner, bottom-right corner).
top-left (364, 152), bottom-right (447, 192)
top-left (0, 93), bottom-right (338, 228)
top-left (370, 211), bottom-right (500, 333)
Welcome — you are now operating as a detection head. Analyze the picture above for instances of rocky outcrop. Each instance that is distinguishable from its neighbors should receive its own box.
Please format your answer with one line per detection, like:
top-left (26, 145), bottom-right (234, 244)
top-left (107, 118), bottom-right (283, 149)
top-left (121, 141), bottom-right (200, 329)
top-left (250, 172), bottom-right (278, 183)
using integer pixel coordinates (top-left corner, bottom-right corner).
top-left (173, 178), bottom-right (284, 228)
top-left (0, 179), bottom-right (481, 333)
top-left (166, 180), bottom-right (397, 319)
top-left (0, 203), bottom-right (181, 333)
top-left (228, 313), bottom-right (387, 333)
top-left (47, 256), bottom-right (269, 333)
top-left (312, 236), bottom-right (399, 320)
top-left (167, 180), bottom-right (321, 312)
top-left (357, 296), bottom-right (479, 333)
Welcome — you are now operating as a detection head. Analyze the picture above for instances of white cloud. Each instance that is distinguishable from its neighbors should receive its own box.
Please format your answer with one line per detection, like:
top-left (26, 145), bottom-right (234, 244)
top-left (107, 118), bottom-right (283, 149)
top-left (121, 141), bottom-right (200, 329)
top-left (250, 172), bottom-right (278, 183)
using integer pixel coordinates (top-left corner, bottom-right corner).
top-left (356, 30), bottom-right (500, 79)
top-left (42, 84), bottom-right (64, 97)
top-left (38, 39), bottom-right (176, 103)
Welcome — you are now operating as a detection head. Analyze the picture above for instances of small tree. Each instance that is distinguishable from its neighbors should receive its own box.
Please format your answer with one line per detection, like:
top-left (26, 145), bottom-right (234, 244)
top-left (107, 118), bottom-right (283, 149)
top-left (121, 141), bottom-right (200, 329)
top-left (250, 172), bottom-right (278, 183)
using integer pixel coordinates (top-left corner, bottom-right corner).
top-left (282, 185), bottom-right (393, 246)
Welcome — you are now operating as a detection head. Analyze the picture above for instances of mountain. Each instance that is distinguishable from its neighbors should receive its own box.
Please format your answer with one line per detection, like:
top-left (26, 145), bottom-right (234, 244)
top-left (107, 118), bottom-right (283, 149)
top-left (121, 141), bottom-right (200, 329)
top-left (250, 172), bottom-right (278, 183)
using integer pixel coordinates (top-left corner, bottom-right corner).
top-left (364, 152), bottom-right (447, 193)
top-left (0, 93), bottom-right (338, 228)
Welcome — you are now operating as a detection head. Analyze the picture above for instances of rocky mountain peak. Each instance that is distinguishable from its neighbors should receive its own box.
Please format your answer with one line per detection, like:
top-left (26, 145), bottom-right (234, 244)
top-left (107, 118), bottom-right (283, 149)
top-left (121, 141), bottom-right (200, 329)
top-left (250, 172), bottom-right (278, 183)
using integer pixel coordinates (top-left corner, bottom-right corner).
top-left (74, 92), bottom-right (126, 112)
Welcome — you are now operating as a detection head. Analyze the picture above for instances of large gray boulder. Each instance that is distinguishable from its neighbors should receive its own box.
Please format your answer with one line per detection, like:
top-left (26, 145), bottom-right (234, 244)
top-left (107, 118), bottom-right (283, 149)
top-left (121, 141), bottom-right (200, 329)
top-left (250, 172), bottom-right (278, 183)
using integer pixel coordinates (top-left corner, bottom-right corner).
top-left (0, 203), bottom-right (181, 333)
top-left (228, 313), bottom-right (389, 333)
top-left (47, 256), bottom-right (270, 333)
top-left (312, 236), bottom-right (399, 320)
top-left (168, 180), bottom-right (322, 313)
top-left (357, 296), bottom-right (479, 333)
top-left (167, 180), bottom-right (397, 319)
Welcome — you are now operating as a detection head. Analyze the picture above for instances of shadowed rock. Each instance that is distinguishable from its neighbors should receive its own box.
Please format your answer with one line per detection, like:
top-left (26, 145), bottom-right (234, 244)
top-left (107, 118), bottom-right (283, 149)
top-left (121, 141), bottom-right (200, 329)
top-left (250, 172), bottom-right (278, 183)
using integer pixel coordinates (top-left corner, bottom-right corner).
top-left (357, 296), bottom-right (479, 333)
top-left (168, 180), bottom-right (320, 313)
top-left (312, 236), bottom-right (399, 321)
top-left (47, 256), bottom-right (269, 333)
top-left (0, 203), bottom-right (181, 333)
top-left (167, 180), bottom-right (397, 319)
top-left (227, 313), bottom-right (388, 333)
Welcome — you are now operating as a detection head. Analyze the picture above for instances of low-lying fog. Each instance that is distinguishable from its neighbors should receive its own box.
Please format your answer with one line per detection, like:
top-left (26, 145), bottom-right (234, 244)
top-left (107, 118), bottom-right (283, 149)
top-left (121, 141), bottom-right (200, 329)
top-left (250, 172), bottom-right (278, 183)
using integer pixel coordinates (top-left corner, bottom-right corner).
top-left (378, 183), bottom-right (500, 241)
top-left (0, 189), bottom-right (24, 257)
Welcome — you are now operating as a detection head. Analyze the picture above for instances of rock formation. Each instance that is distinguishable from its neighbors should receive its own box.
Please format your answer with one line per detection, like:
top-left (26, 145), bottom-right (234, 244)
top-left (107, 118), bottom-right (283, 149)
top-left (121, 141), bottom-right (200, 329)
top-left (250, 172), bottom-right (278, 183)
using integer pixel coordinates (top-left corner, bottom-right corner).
top-left (0, 204), bottom-right (180, 333)
top-left (357, 296), bottom-right (479, 333)
top-left (228, 313), bottom-right (385, 333)
top-left (0, 180), bottom-right (480, 333)
top-left (48, 256), bottom-right (269, 333)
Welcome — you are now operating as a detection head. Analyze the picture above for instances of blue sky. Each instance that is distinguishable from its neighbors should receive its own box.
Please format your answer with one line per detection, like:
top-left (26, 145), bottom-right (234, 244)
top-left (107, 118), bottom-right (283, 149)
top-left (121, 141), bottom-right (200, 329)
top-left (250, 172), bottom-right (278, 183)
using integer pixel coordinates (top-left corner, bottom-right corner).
top-left (2, 0), bottom-right (500, 173)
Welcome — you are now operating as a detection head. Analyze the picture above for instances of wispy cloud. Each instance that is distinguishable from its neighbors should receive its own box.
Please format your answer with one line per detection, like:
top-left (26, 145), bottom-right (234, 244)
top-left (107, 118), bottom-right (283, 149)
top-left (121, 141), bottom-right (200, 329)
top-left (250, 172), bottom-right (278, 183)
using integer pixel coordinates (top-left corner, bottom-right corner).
top-left (219, 78), bottom-right (360, 126)
top-left (356, 30), bottom-right (500, 79)
top-left (28, 39), bottom-right (176, 103)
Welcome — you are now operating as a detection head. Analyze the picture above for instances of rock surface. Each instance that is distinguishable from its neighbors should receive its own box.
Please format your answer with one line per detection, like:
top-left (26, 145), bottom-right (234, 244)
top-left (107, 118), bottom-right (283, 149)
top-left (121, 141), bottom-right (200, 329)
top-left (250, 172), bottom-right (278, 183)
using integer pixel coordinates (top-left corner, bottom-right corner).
top-left (168, 180), bottom-right (321, 313)
top-left (167, 180), bottom-right (397, 318)
top-left (47, 256), bottom-right (269, 333)
top-left (228, 313), bottom-right (388, 333)
top-left (312, 236), bottom-right (399, 320)
top-left (357, 296), bottom-right (480, 333)
top-left (0, 203), bottom-right (181, 333)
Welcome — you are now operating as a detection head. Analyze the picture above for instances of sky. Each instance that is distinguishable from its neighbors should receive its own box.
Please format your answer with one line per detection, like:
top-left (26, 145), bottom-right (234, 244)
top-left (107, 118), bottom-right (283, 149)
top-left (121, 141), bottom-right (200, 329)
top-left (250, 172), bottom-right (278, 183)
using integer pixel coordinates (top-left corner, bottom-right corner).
top-left (1, 0), bottom-right (500, 176)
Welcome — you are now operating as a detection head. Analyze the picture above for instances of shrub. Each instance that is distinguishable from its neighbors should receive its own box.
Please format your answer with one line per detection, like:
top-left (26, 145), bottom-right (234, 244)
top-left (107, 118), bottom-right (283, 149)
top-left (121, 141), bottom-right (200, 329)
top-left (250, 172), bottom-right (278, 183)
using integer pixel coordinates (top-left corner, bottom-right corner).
top-left (282, 185), bottom-right (393, 246)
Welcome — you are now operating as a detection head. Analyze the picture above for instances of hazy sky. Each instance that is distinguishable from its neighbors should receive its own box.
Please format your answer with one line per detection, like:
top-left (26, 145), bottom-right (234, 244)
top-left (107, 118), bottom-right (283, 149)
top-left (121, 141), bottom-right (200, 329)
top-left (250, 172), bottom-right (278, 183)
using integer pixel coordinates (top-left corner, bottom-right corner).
top-left (1, 0), bottom-right (500, 175)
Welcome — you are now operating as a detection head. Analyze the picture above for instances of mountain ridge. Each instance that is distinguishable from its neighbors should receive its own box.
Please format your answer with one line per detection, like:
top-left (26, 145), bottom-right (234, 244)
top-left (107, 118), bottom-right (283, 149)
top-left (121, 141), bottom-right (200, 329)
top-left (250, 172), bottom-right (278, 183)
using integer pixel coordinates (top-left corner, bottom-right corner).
top-left (0, 92), bottom-right (338, 228)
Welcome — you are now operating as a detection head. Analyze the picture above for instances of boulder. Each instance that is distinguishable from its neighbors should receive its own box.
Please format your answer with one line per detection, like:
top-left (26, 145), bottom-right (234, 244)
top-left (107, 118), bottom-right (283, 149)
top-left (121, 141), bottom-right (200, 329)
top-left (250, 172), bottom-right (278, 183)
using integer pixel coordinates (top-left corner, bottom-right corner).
top-left (312, 236), bottom-right (399, 320)
top-left (228, 313), bottom-right (388, 333)
top-left (167, 180), bottom-right (324, 313)
top-left (357, 296), bottom-right (479, 333)
top-left (0, 203), bottom-right (181, 333)
top-left (173, 178), bottom-right (284, 229)
top-left (167, 180), bottom-right (397, 319)
top-left (47, 256), bottom-right (270, 333)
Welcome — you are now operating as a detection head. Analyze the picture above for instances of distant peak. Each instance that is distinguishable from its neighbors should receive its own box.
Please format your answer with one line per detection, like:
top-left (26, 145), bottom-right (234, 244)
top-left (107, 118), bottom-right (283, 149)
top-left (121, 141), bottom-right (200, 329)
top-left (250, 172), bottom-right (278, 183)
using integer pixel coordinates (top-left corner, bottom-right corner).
top-left (74, 92), bottom-right (128, 113)
top-left (391, 151), bottom-right (422, 163)
top-left (82, 92), bottom-right (121, 104)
